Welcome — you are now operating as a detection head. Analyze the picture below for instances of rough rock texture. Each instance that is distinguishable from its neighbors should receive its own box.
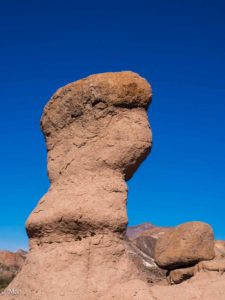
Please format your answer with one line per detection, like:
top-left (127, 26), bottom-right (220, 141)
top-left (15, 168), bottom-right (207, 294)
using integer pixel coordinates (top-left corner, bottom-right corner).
top-left (3, 71), bottom-right (154, 300)
top-left (127, 223), bottom-right (225, 287)
top-left (126, 238), bottom-right (167, 285)
top-left (167, 258), bottom-right (225, 285)
top-left (128, 223), bottom-right (172, 259)
top-left (3, 72), bottom-right (225, 299)
top-left (154, 221), bottom-right (215, 269)
top-left (125, 223), bottom-right (171, 285)
top-left (0, 250), bottom-right (26, 291)
top-left (27, 71), bottom-right (152, 245)
top-left (150, 272), bottom-right (225, 300)
top-left (168, 266), bottom-right (195, 284)
top-left (197, 258), bottom-right (225, 273)
top-left (214, 240), bottom-right (225, 258)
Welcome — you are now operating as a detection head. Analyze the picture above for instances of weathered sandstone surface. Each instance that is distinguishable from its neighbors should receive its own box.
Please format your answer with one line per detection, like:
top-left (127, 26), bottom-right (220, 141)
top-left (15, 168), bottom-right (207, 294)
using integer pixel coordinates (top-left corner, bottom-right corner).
top-left (214, 240), bottom-right (225, 258)
top-left (2, 72), bottom-right (155, 299)
top-left (125, 223), bottom-right (170, 285)
top-left (154, 221), bottom-right (215, 269)
top-left (2, 72), bottom-right (225, 299)
top-left (168, 266), bottom-right (195, 284)
top-left (126, 222), bottom-right (225, 289)
top-left (150, 271), bottom-right (225, 300)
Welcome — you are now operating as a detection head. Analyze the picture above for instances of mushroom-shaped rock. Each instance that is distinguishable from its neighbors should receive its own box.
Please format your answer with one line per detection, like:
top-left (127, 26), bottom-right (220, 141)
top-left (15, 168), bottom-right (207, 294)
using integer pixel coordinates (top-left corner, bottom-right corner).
top-left (3, 72), bottom-right (154, 300)
top-left (26, 71), bottom-right (152, 244)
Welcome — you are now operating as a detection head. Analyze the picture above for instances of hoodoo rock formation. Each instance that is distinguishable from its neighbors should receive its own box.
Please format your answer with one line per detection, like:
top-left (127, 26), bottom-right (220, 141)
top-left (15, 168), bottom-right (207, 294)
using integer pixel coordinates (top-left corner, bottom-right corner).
top-left (3, 72), bottom-right (225, 300)
top-left (3, 72), bottom-right (156, 299)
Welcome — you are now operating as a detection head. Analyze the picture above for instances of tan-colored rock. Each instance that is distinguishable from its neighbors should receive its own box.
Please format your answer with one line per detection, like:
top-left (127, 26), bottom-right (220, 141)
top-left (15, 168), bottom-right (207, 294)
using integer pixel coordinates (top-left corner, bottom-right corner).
top-left (150, 272), bottom-right (225, 300)
top-left (126, 223), bottom-right (171, 285)
top-left (3, 71), bottom-right (154, 299)
top-left (126, 239), bottom-right (167, 285)
top-left (214, 240), bottom-right (225, 258)
top-left (197, 258), bottom-right (225, 273)
top-left (154, 221), bottom-right (215, 269)
top-left (168, 266), bottom-right (195, 284)
top-left (0, 250), bottom-right (26, 269)
top-left (0, 250), bottom-right (26, 291)
top-left (103, 280), bottom-right (156, 300)
top-left (26, 71), bottom-right (152, 245)
top-left (3, 71), bottom-right (224, 299)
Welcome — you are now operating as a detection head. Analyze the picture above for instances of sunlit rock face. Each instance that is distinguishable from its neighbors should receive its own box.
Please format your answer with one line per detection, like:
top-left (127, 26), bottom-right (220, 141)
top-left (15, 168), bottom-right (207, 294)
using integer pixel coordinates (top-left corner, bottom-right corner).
top-left (154, 222), bottom-right (215, 270)
top-left (3, 72), bottom-right (225, 300)
top-left (4, 72), bottom-right (155, 300)
top-left (27, 71), bottom-right (152, 244)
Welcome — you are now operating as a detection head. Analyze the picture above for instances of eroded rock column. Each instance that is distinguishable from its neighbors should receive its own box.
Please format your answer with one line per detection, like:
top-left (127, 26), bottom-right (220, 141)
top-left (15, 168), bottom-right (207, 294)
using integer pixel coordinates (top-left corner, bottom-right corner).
top-left (4, 71), bottom-right (154, 300)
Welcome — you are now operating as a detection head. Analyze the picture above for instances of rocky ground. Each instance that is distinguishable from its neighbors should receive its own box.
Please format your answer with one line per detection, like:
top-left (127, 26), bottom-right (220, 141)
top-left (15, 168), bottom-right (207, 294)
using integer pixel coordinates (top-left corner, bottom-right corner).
top-left (1, 222), bottom-right (225, 299)
top-left (126, 222), bottom-right (225, 284)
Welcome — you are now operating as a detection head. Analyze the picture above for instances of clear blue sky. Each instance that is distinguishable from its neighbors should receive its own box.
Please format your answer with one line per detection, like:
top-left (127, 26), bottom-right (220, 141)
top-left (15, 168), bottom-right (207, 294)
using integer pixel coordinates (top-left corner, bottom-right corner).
top-left (0, 1), bottom-right (224, 251)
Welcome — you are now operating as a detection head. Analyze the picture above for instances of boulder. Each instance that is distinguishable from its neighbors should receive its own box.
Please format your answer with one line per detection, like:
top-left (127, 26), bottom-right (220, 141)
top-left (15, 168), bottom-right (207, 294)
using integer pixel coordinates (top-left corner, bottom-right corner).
top-left (154, 221), bottom-right (215, 269)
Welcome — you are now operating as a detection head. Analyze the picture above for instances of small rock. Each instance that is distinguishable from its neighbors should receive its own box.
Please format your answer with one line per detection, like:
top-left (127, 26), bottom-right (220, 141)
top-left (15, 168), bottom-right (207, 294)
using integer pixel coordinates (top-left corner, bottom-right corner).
top-left (168, 266), bottom-right (195, 284)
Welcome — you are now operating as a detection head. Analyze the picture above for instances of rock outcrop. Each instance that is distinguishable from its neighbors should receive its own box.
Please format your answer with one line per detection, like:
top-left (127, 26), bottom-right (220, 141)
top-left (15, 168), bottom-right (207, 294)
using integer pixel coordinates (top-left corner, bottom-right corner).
top-left (127, 223), bottom-right (172, 259)
top-left (154, 221), bottom-right (215, 270)
top-left (0, 250), bottom-right (26, 291)
top-left (126, 224), bottom-right (225, 299)
top-left (125, 223), bottom-right (171, 285)
top-left (150, 271), bottom-right (225, 300)
top-left (3, 72), bottom-right (155, 300)
top-left (126, 222), bottom-right (225, 287)
top-left (3, 72), bottom-right (225, 299)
